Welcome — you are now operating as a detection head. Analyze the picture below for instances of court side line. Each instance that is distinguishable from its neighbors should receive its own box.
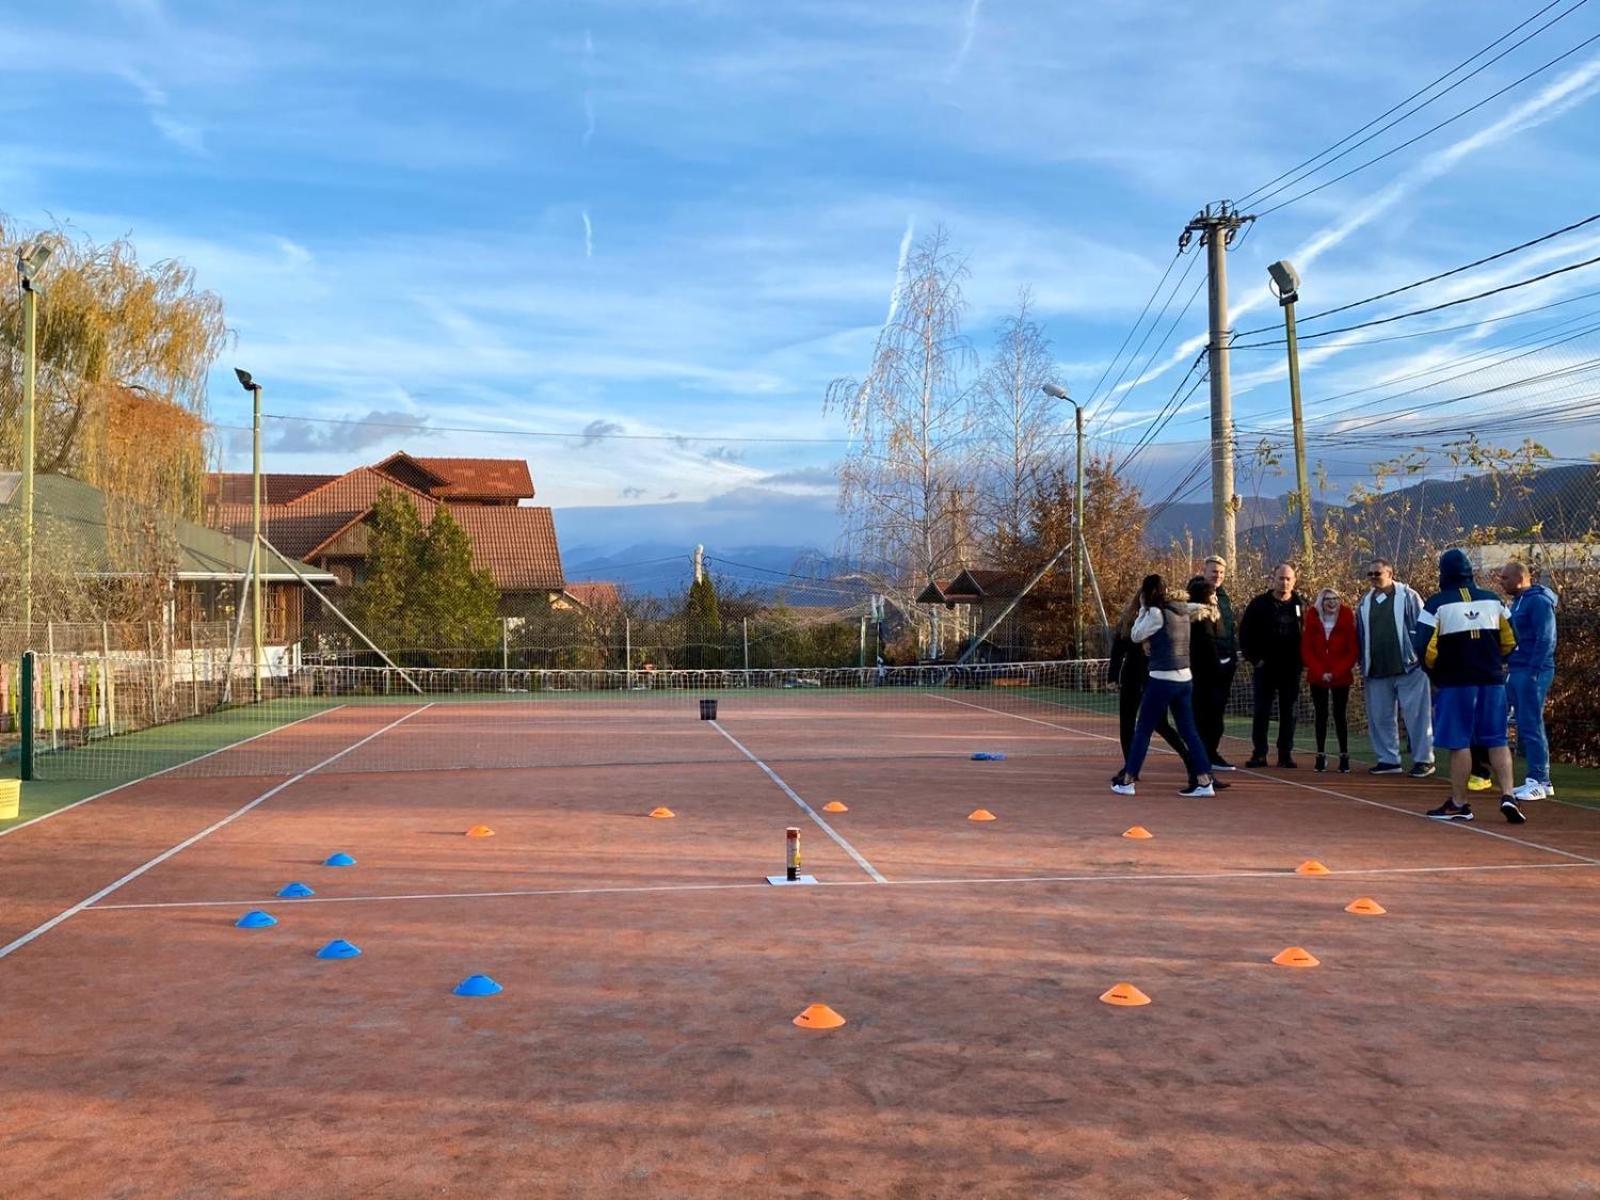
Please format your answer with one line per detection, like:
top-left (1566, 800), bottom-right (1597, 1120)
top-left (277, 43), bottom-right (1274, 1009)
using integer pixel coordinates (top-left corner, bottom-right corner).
top-left (83, 859), bottom-right (1598, 912)
top-left (709, 720), bottom-right (887, 883)
top-left (929, 694), bottom-right (1600, 867)
top-left (0, 704), bottom-right (350, 841)
top-left (0, 704), bottom-right (432, 962)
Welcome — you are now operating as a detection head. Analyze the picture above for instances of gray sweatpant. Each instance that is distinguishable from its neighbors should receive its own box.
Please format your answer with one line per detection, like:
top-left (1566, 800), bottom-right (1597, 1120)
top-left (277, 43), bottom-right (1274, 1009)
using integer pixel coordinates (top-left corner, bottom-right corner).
top-left (1365, 669), bottom-right (1434, 766)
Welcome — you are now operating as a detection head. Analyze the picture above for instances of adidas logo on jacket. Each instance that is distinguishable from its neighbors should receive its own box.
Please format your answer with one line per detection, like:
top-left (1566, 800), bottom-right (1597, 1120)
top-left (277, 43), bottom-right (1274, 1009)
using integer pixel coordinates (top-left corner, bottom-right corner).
top-left (1414, 548), bottom-right (1516, 687)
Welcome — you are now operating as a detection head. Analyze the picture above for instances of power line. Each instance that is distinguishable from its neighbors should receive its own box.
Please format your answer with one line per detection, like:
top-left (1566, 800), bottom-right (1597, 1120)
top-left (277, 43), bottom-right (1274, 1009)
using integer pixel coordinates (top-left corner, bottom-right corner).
top-left (1082, 248), bottom-right (1183, 410)
top-left (1090, 252), bottom-right (1201, 430)
top-left (1234, 213), bottom-right (1600, 338)
top-left (1258, 27), bottom-right (1600, 218)
top-left (1236, 0), bottom-right (1578, 205)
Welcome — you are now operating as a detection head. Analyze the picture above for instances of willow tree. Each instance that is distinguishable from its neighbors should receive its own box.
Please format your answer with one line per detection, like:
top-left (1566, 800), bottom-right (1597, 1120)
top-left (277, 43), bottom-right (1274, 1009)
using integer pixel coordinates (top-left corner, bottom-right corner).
top-left (0, 216), bottom-right (228, 520)
top-left (825, 226), bottom-right (979, 622)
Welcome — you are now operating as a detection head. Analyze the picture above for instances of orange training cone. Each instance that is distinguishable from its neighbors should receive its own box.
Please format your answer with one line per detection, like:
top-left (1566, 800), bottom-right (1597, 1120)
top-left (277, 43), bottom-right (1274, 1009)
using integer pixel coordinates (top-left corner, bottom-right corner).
top-left (1295, 859), bottom-right (1331, 875)
top-left (1345, 897), bottom-right (1387, 915)
top-left (649, 807), bottom-right (675, 819)
top-left (823, 801), bottom-right (848, 813)
top-left (465, 825), bottom-right (495, 838)
top-left (1272, 946), bottom-right (1321, 968)
top-left (968, 808), bottom-right (997, 822)
top-left (793, 1003), bottom-right (846, 1029)
top-left (1099, 982), bottom-right (1152, 1007)
top-left (1122, 826), bottom-right (1154, 840)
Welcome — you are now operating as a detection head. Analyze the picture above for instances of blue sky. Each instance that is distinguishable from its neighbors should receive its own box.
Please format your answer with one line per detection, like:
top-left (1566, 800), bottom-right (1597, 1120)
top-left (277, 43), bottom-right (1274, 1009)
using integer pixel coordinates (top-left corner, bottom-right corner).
top-left (7, 0), bottom-right (1600, 552)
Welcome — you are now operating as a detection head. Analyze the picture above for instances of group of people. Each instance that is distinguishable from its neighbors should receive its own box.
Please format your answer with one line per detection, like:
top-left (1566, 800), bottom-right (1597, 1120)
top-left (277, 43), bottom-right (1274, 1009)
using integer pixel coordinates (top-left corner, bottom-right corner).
top-left (1107, 548), bottom-right (1559, 824)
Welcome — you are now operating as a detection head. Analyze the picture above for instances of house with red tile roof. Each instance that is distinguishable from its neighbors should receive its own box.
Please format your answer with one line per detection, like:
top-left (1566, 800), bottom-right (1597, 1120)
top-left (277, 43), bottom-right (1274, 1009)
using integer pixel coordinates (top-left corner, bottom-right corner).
top-left (207, 452), bottom-right (583, 611)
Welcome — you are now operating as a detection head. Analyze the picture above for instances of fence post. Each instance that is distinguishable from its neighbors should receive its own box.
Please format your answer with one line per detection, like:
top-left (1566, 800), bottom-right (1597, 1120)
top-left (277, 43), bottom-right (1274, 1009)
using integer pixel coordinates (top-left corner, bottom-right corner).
top-left (46, 620), bottom-right (58, 751)
top-left (501, 617), bottom-right (509, 673)
top-left (20, 650), bottom-right (35, 781)
top-left (625, 617), bottom-right (632, 689)
top-left (147, 619), bottom-right (160, 724)
top-left (742, 617), bottom-right (749, 680)
top-left (101, 621), bottom-right (116, 732)
top-left (190, 619), bottom-right (200, 715)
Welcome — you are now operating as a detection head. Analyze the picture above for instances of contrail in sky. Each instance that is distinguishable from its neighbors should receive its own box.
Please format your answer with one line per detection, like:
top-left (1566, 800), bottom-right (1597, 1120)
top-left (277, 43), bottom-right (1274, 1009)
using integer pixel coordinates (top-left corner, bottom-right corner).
top-left (948, 0), bottom-right (984, 78)
top-left (582, 209), bottom-right (593, 258)
top-left (884, 217), bottom-right (916, 327)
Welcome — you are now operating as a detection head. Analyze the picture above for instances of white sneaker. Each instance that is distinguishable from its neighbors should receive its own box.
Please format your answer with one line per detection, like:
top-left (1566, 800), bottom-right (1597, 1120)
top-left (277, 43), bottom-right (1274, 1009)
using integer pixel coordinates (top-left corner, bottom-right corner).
top-left (1110, 781), bottom-right (1136, 796)
top-left (1513, 779), bottom-right (1548, 801)
top-left (1178, 782), bottom-right (1214, 797)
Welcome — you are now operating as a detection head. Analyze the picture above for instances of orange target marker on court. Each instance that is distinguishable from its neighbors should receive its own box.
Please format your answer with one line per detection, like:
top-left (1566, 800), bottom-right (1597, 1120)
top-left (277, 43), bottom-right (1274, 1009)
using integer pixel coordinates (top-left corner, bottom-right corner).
top-left (1122, 826), bottom-right (1153, 840)
top-left (793, 1003), bottom-right (846, 1029)
top-left (1099, 982), bottom-right (1152, 1007)
top-left (1272, 946), bottom-right (1321, 968)
top-left (1345, 897), bottom-right (1386, 915)
top-left (822, 801), bottom-right (848, 813)
top-left (649, 807), bottom-right (675, 819)
top-left (967, 808), bottom-right (997, 822)
top-left (465, 825), bottom-right (495, 838)
top-left (1295, 859), bottom-right (1331, 875)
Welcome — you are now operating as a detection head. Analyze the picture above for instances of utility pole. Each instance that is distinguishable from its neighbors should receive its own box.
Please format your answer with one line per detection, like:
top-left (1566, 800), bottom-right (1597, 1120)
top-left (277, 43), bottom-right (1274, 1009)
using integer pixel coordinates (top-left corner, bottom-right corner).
top-left (1269, 259), bottom-right (1315, 575)
top-left (16, 243), bottom-right (52, 638)
top-left (1181, 201), bottom-right (1253, 566)
top-left (693, 544), bottom-right (704, 585)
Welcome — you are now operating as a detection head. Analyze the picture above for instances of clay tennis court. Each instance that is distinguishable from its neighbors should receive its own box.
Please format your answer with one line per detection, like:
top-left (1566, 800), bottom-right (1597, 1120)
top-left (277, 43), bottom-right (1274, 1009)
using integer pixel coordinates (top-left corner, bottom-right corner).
top-left (3, 687), bottom-right (1600, 1199)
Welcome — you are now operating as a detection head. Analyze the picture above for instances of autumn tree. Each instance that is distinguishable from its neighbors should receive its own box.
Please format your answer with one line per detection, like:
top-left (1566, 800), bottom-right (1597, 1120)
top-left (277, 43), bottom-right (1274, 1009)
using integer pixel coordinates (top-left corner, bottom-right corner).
top-left (0, 215), bottom-right (228, 520)
top-left (975, 288), bottom-right (1058, 559)
top-left (826, 226), bottom-right (979, 626)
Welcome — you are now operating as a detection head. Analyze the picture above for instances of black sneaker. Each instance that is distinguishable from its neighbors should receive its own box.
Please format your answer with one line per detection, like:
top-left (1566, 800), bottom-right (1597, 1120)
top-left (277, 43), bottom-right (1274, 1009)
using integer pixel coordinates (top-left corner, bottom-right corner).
top-left (1408, 762), bottom-right (1437, 779)
top-left (1245, 756), bottom-right (1270, 769)
top-left (1178, 781), bottom-right (1215, 797)
top-left (1369, 763), bottom-right (1403, 775)
top-left (1426, 800), bottom-right (1474, 822)
top-left (1187, 776), bottom-right (1229, 791)
top-left (1314, 753), bottom-right (1327, 773)
top-left (1338, 755), bottom-right (1351, 774)
top-left (1278, 753), bottom-right (1298, 769)
top-left (1211, 756), bottom-right (1236, 772)
top-left (1500, 796), bottom-right (1527, 825)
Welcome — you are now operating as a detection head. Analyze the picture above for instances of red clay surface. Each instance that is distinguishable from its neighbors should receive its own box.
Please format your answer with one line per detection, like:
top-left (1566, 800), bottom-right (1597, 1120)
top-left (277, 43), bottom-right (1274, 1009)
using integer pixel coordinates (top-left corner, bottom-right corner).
top-left (2, 694), bottom-right (1599, 1198)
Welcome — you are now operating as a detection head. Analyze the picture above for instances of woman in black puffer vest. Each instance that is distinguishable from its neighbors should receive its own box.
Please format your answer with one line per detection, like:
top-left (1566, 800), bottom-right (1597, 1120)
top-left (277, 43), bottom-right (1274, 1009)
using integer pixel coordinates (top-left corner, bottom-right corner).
top-left (1111, 574), bottom-right (1218, 797)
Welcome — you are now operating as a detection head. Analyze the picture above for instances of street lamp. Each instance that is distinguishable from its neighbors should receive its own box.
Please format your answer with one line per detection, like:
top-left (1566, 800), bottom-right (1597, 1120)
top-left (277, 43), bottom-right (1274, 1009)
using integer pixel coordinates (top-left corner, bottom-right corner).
top-left (1267, 260), bottom-right (1314, 575)
top-left (15, 242), bottom-right (53, 637)
top-left (1042, 382), bottom-right (1086, 657)
top-left (234, 367), bottom-right (265, 702)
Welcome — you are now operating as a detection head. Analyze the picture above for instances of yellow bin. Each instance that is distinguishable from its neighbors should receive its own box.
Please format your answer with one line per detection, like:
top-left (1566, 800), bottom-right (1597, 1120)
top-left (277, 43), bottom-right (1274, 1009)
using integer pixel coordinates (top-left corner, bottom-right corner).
top-left (0, 779), bottom-right (20, 821)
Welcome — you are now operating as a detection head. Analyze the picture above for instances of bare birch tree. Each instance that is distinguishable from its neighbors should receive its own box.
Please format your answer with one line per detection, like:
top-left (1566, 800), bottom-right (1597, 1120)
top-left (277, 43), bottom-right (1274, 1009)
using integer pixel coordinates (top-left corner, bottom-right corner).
top-left (975, 288), bottom-right (1058, 559)
top-left (825, 226), bottom-right (979, 624)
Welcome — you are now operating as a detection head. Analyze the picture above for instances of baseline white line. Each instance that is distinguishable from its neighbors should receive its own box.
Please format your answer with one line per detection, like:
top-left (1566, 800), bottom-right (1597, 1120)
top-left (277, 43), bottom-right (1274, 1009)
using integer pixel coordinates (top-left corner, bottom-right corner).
top-left (931, 693), bottom-right (1600, 866)
top-left (0, 704), bottom-right (432, 962)
top-left (0, 705), bottom-right (349, 840)
top-left (82, 859), bottom-right (1599, 912)
top-left (709, 720), bottom-right (887, 883)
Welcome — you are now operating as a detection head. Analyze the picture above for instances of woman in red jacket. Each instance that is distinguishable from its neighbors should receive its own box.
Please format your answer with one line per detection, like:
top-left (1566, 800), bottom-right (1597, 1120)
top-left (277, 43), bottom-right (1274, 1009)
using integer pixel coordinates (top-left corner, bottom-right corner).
top-left (1302, 586), bottom-right (1358, 773)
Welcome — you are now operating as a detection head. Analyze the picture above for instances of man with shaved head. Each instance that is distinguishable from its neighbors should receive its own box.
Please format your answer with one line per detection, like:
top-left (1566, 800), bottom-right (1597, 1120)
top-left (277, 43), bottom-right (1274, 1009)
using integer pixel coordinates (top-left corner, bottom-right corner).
top-left (1498, 560), bottom-right (1558, 802)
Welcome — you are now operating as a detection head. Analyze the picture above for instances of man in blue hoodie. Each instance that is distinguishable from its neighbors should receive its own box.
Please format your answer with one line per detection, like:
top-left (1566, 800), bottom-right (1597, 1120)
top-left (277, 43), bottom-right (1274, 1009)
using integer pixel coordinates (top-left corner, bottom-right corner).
top-left (1415, 548), bottom-right (1522, 823)
top-left (1498, 560), bottom-right (1558, 802)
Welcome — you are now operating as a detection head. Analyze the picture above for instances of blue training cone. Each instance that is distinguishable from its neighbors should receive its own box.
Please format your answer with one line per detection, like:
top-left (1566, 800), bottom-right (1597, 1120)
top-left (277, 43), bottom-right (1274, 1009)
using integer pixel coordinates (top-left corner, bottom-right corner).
top-left (277, 882), bottom-right (315, 898)
top-left (235, 910), bottom-right (277, 929)
top-left (454, 974), bottom-right (503, 997)
top-left (971, 751), bottom-right (1007, 761)
top-left (323, 851), bottom-right (357, 867)
top-left (316, 939), bottom-right (362, 959)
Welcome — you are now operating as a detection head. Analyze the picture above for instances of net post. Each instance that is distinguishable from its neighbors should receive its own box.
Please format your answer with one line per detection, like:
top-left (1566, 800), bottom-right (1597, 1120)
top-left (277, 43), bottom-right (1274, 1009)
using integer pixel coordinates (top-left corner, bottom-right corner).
top-left (786, 826), bottom-right (799, 882)
top-left (19, 651), bottom-right (36, 781)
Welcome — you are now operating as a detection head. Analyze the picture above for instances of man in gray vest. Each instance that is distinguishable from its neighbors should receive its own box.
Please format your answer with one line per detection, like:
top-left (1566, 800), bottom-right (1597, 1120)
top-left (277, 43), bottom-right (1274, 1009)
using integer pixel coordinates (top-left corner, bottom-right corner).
top-left (1356, 558), bottom-right (1434, 777)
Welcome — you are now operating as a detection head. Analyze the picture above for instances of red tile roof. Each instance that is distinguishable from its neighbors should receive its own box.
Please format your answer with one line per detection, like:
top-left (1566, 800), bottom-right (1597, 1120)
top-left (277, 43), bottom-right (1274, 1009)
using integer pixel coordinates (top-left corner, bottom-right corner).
top-left (208, 460), bottom-right (562, 592)
top-left (414, 457), bottom-right (534, 500)
top-left (562, 581), bottom-right (622, 611)
top-left (209, 473), bottom-right (336, 505)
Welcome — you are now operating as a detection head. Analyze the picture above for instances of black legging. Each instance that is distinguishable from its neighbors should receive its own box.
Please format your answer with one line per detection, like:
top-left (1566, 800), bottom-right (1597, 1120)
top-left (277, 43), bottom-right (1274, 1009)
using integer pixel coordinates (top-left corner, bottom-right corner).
top-left (1119, 672), bottom-right (1194, 777)
top-left (1310, 685), bottom-right (1349, 755)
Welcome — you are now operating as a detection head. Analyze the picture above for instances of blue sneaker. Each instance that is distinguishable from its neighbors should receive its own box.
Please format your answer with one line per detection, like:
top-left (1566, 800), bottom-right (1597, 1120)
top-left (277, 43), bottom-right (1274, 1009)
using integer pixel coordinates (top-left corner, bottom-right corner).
top-left (1426, 800), bottom-right (1473, 822)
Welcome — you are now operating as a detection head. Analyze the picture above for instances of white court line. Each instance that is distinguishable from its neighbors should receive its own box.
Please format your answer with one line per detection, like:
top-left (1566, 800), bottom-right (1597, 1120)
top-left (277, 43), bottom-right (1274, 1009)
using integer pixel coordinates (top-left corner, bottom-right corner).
top-left (930, 693), bottom-right (1600, 867)
top-left (0, 704), bottom-right (349, 840)
top-left (709, 720), bottom-right (887, 883)
top-left (0, 704), bottom-right (432, 962)
top-left (83, 858), bottom-right (1599, 912)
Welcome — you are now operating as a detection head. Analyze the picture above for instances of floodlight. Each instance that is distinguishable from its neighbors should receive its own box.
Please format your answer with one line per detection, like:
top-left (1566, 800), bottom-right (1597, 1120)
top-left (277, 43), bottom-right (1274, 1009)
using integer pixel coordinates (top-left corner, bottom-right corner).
top-left (1267, 259), bottom-right (1300, 305)
top-left (1040, 382), bottom-right (1071, 400)
top-left (17, 242), bottom-right (52, 288)
top-left (234, 368), bottom-right (260, 391)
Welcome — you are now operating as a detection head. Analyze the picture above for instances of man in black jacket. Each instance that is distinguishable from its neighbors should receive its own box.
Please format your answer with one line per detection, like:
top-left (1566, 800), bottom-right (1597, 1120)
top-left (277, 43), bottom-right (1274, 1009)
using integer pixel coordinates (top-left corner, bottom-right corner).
top-left (1239, 562), bottom-right (1307, 768)
top-left (1199, 555), bottom-right (1238, 769)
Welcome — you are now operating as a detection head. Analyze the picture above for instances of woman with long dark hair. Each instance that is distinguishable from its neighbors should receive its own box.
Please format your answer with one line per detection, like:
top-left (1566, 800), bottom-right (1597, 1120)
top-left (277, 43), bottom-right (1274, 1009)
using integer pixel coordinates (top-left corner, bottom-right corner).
top-left (1111, 574), bottom-right (1218, 797)
top-left (1108, 591), bottom-right (1194, 780)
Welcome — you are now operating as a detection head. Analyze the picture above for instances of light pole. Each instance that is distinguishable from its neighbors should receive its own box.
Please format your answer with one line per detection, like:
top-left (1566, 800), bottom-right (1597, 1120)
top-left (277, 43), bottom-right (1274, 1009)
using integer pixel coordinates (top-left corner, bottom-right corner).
top-left (1042, 382), bottom-right (1084, 657)
top-left (16, 242), bottom-right (52, 638)
top-left (234, 368), bottom-right (264, 702)
top-left (1267, 260), bottom-right (1314, 576)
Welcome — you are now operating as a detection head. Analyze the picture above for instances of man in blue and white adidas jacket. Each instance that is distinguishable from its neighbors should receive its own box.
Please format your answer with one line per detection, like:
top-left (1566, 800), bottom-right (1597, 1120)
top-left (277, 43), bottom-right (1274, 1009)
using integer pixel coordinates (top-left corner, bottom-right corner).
top-left (1414, 548), bottom-right (1522, 824)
